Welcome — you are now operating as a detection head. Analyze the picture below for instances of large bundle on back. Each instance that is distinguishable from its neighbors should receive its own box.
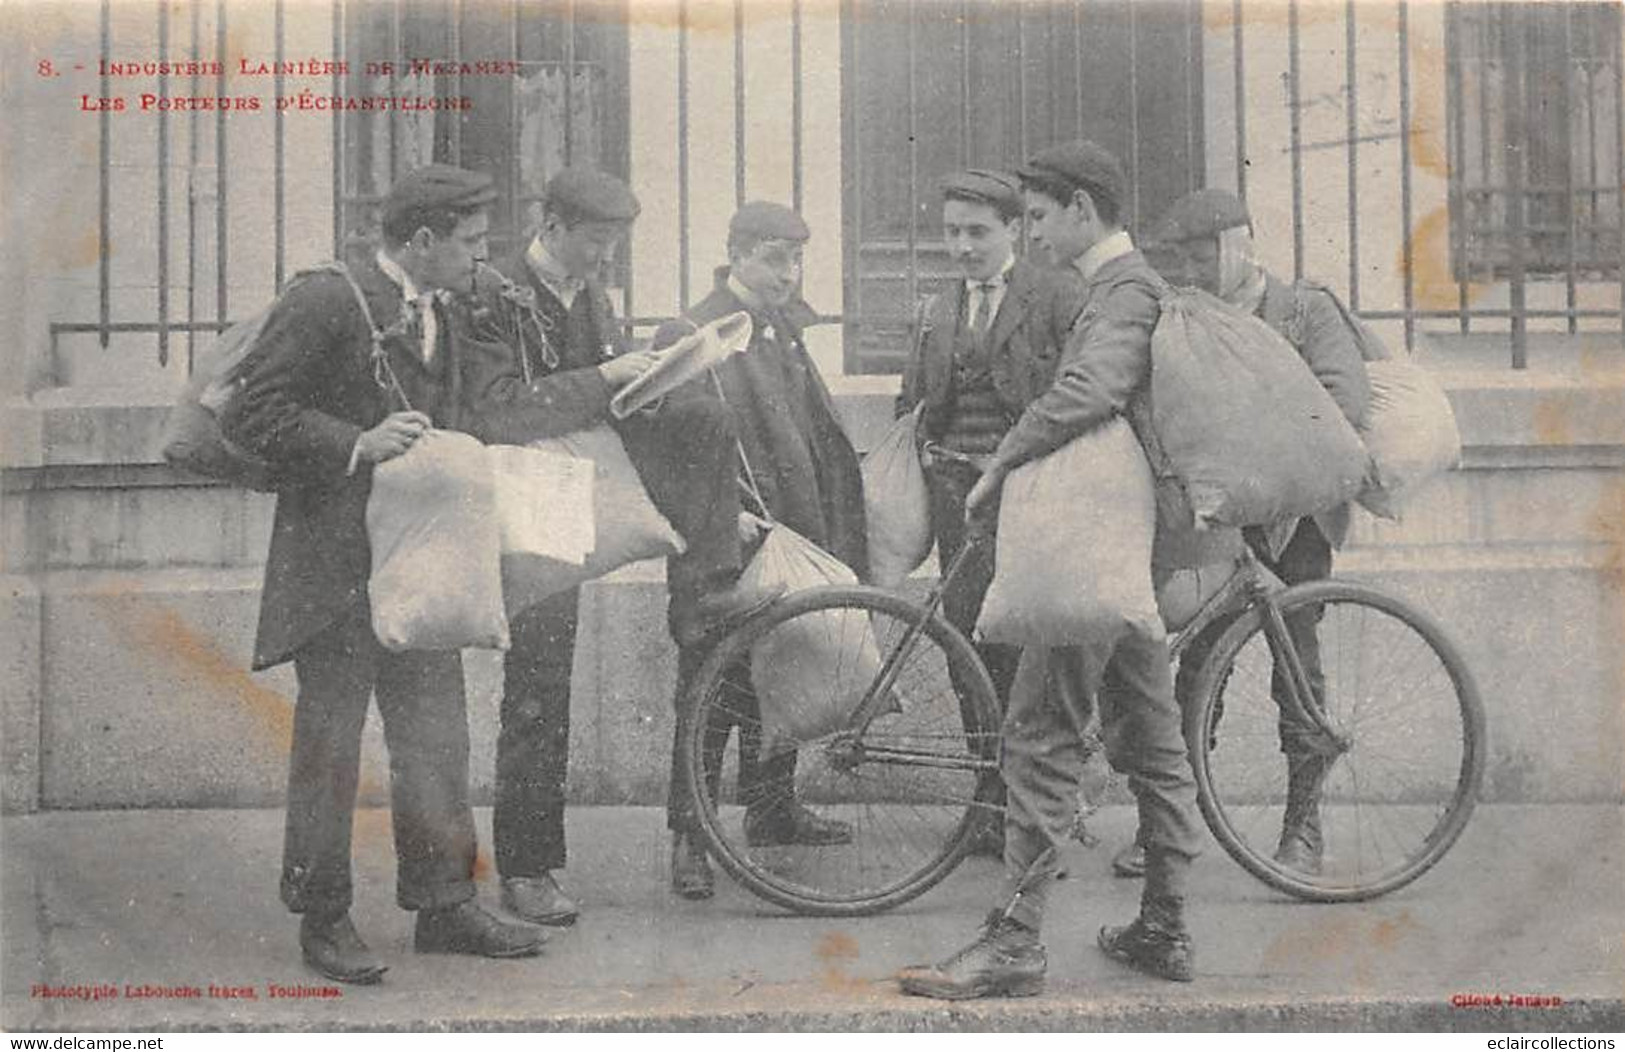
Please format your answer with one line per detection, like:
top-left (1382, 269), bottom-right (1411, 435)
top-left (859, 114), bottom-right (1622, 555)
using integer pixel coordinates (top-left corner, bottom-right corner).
top-left (1357, 359), bottom-right (1462, 520)
top-left (1149, 287), bottom-right (1370, 530)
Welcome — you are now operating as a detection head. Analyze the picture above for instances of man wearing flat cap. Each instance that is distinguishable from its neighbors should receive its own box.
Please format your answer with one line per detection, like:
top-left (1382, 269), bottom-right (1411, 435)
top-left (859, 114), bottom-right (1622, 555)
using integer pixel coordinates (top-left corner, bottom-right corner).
top-left (457, 167), bottom-right (778, 927)
top-left (895, 168), bottom-right (1084, 857)
top-left (1101, 187), bottom-right (1372, 882)
top-left (653, 201), bottom-right (870, 900)
top-left (223, 163), bottom-right (548, 985)
top-left (899, 141), bottom-right (1203, 998)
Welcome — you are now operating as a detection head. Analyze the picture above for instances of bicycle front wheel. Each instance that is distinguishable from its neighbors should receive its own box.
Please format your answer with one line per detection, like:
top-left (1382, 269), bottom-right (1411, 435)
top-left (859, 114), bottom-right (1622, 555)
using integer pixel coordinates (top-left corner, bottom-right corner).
top-left (1189, 580), bottom-right (1486, 902)
top-left (681, 585), bottom-right (1001, 917)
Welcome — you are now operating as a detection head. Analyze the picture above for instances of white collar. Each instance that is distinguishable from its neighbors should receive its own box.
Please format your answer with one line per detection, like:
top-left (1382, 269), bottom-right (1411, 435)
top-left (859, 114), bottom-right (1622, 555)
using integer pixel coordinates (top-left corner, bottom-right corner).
top-left (526, 238), bottom-right (585, 300)
top-left (965, 253), bottom-right (1015, 293)
top-left (1075, 231), bottom-right (1135, 282)
top-left (376, 249), bottom-right (424, 302)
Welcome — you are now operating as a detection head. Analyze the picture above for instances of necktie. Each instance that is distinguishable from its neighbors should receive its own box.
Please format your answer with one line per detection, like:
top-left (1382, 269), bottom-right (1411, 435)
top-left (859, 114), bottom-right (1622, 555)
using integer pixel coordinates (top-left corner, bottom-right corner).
top-left (970, 283), bottom-right (994, 341)
top-left (417, 294), bottom-right (439, 365)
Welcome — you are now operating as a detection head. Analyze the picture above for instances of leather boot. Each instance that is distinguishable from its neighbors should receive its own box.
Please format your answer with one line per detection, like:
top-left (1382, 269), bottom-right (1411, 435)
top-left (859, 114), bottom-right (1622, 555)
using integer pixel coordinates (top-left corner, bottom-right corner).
top-left (414, 900), bottom-right (547, 957)
top-left (1098, 916), bottom-right (1194, 983)
top-left (1275, 753), bottom-right (1330, 873)
top-left (299, 912), bottom-right (387, 985)
top-left (897, 911), bottom-right (1046, 1000)
top-left (670, 831), bottom-right (716, 900)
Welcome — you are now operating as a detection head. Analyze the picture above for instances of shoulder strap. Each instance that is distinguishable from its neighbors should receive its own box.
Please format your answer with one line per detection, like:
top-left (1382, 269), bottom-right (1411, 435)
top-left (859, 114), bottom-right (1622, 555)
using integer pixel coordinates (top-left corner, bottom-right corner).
top-left (688, 313), bottom-right (771, 523)
top-left (328, 261), bottom-right (414, 412)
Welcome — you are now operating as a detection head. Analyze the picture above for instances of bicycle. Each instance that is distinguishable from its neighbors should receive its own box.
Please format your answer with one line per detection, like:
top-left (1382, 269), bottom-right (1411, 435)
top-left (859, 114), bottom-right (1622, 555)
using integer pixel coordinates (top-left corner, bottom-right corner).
top-left (678, 532), bottom-right (1486, 916)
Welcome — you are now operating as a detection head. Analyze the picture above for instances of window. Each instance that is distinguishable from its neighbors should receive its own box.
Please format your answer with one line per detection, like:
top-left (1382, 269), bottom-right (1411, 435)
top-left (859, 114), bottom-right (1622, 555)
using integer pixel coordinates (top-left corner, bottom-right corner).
top-left (1448, 1), bottom-right (1623, 281)
top-left (840, 0), bottom-right (1204, 373)
top-left (335, 0), bottom-right (630, 270)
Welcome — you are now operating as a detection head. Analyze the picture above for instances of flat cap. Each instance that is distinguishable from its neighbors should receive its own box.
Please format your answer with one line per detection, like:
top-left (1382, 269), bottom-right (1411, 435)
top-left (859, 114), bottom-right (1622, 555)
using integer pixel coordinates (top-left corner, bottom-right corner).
top-left (382, 163), bottom-right (498, 227)
top-left (729, 201), bottom-right (811, 244)
top-left (1017, 140), bottom-right (1127, 215)
top-left (1150, 189), bottom-right (1252, 244)
top-left (939, 168), bottom-right (1024, 217)
top-left (544, 166), bottom-right (641, 223)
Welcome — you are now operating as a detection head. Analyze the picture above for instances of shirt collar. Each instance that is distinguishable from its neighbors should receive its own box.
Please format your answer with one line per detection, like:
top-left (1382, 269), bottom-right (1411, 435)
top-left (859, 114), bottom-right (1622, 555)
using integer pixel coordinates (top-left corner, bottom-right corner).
top-left (375, 249), bottom-right (424, 303)
top-left (526, 237), bottom-right (586, 302)
top-left (1074, 231), bottom-right (1135, 282)
top-left (965, 253), bottom-right (1016, 293)
top-left (727, 272), bottom-right (769, 314)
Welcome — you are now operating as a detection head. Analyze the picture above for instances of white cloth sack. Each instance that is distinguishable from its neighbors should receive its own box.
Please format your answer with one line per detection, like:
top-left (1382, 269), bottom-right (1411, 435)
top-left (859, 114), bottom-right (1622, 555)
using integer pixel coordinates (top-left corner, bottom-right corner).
top-left (491, 444), bottom-right (595, 566)
top-left (740, 526), bottom-right (887, 757)
top-left (1150, 288), bottom-right (1370, 529)
top-left (1357, 359), bottom-right (1462, 521)
top-left (368, 429), bottom-right (510, 652)
top-left (500, 425), bottom-right (686, 615)
top-left (862, 408), bottom-right (933, 588)
top-left (976, 417), bottom-right (1162, 645)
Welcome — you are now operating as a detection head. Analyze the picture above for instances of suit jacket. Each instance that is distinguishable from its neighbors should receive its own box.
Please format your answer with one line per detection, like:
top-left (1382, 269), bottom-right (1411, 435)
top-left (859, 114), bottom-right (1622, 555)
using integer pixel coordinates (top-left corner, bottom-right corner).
top-left (896, 258), bottom-right (1084, 438)
top-left (451, 252), bottom-right (621, 446)
top-left (221, 253), bottom-right (472, 670)
top-left (652, 272), bottom-right (868, 579)
top-left (991, 249), bottom-right (1166, 474)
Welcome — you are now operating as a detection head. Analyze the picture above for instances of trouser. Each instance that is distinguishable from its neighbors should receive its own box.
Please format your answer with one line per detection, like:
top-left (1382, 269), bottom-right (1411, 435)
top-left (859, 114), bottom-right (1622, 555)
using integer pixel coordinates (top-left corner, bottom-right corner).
top-left (1174, 516), bottom-right (1333, 755)
top-left (1000, 625), bottom-right (1203, 934)
top-left (492, 394), bottom-right (745, 876)
top-left (923, 459), bottom-right (1020, 815)
top-left (493, 586), bottom-right (579, 878)
top-left (617, 390), bottom-right (745, 611)
top-left (667, 642), bottom-right (798, 834)
top-left (281, 604), bottom-right (478, 916)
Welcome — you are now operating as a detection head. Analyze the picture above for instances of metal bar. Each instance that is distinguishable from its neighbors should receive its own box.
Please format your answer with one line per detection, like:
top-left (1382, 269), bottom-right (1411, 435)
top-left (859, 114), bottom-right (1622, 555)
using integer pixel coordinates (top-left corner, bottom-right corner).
top-left (1187, 0), bottom-right (1198, 193)
top-left (1015, 0), bottom-right (1027, 162)
top-left (1127, 0), bottom-right (1139, 230)
top-left (734, 0), bottom-right (745, 206)
top-left (98, 0), bottom-right (110, 349)
top-left (157, 0), bottom-right (170, 366)
top-left (841, 0), bottom-right (862, 369)
top-left (1503, 3), bottom-right (1527, 368)
top-left (509, 0), bottom-right (521, 242)
top-left (1355, 308), bottom-right (1621, 321)
top-left (274, 0), bottom-right (286, 289)
top-left (1397, 0), bottom-right (1415, 354)
top-left (1073, 0), bottom-right (1083, 139)
top-left (1344, 0), bottom-right (1359, 309)
top-left (1563, 4), bottom-right (1578, 335)
top-left (215, 0), bottom-right (228, 330)
top-left (907, 0), bottom-right (919, 319)
top-left (1233, 0), bottom-right (1247, 197)
top-left (449, 0), bottom-right (463, 165)
top-left (1614, 5), bottom-right (1625, 338)
top-left (189, 0), bottom-right (202, 368)
top-left (678, 0), bottom-right (691, 307)
top-left (1047, 1), bottom-right (1057, 144)
top-left (1447, 1), bottom-right (1468, 332)
top-left (564, 0), bottom-right (577, 167)
top-left (1288, 0), bottom-right (1303, 281)
top-left (390, 0), bottom-right (401, 181)
top-left (331, 0), bottom-right (343, 258)
top-left (792, 0), bottom-right (804, 212)
top-left (960, 0), bottom-right (972, 165)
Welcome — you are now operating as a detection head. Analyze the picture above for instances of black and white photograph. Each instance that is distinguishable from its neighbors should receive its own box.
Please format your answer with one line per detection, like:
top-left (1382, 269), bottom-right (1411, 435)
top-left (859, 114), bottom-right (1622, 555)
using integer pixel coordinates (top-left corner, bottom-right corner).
top-left (1, 0), bottom-right (1622, 1035)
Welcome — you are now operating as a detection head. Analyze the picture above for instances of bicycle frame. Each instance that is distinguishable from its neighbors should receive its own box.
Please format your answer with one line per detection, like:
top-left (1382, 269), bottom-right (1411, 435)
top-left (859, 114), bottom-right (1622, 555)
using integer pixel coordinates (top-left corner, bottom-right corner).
top-left (1171, 547), bottom-right (1349, 756)
top-left (824, 540), bottom-right (996, 776)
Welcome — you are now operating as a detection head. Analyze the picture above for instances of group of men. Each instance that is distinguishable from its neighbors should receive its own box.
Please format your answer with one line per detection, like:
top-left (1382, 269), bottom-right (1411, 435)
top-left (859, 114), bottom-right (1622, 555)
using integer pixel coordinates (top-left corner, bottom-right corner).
top-left (223, 131), bottom-right (1372, 996)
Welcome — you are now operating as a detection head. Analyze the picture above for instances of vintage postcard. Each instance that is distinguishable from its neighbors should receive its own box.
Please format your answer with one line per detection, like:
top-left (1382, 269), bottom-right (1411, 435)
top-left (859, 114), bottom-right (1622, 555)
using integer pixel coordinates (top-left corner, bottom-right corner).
top-left (1, 0), bottom-right (1622, 1035)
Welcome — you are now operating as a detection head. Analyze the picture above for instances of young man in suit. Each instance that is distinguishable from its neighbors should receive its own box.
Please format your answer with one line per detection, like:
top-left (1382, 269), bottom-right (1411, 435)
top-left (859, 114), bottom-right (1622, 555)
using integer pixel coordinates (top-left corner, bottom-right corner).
top-left (458, 168), bottom-right (777, 927)
top-left (222, 164), bottom-right (547, 985)
top-left (898, 142), bottom-right (1204, 998)
top-left (658, 202), bottom-right (870, 900)
top-left (896, 169), bottom-right (1084, 856)
top-left (1106, 188), bottom-right (1372, 880)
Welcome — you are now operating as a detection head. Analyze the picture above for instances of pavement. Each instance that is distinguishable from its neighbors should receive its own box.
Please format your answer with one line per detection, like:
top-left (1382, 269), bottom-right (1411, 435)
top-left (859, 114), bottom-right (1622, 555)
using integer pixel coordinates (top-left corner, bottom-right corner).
top-left (3, 803), bottom-right (1623, 1032)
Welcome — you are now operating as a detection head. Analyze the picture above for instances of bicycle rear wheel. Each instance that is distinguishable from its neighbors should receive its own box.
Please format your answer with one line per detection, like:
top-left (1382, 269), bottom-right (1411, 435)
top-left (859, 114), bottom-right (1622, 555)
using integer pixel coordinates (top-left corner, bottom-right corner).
top-left (1189, 580), bottom-right (1486, 902)
top-left (681, 585), bottom-right (1001, 916)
